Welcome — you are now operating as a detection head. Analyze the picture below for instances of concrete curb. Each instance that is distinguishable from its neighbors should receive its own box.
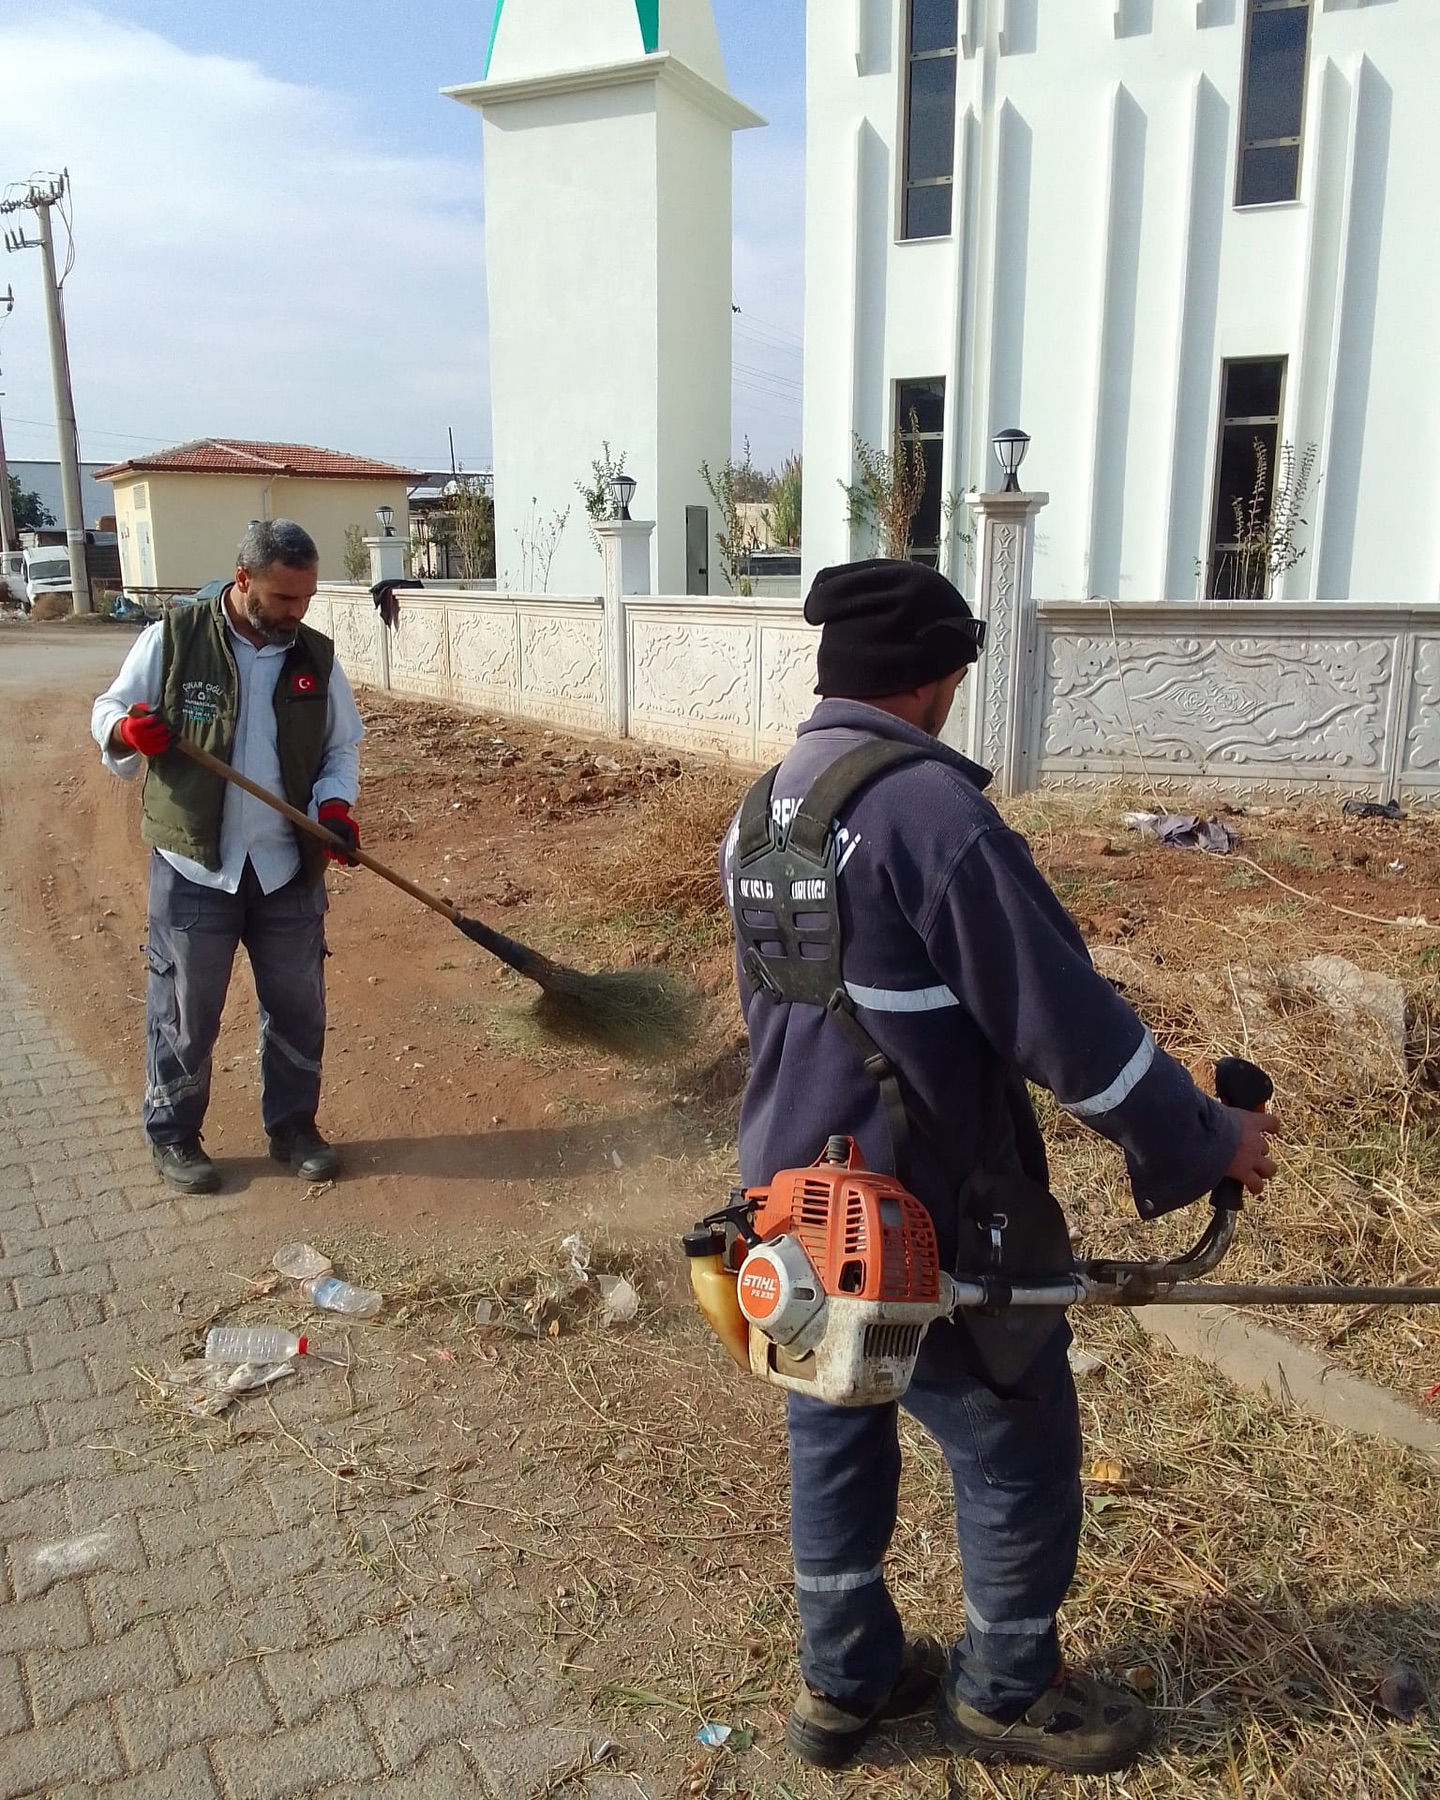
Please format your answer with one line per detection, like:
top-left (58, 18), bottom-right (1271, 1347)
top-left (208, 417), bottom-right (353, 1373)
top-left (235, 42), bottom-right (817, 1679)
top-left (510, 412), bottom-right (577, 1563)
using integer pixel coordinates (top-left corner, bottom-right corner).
top-left (1136, 1305), bottom-right (1440, 1465)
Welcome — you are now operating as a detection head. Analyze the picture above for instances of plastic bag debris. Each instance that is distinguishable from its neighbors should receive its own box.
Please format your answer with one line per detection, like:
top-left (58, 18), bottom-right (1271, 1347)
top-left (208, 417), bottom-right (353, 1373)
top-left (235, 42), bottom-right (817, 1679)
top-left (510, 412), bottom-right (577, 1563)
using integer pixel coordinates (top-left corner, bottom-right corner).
top-left (473, 1239), bottom-right (641, 1336)
top-left (561, 1231), bottom-right (592, 1281)
top-left (1123, 812), bottom-right (1235, 855)
top-left (272, 1242), bottom-right (333, 1281)
top-left (1343, 798), bottom-right (1405, 821)
top-left (28, 1528), bottom-right (117, 1592)
top-left (157, 1357), bottom-right (298, 1418)
top-left (596, 1273), bottom-right (640, 1326)
top-left (524, 1276), bottom-right (573, 1331)
top-left (696, 1722), bottom-right (753, 1752)
top-left (1378, 1661), bottom-right (1427, 1722)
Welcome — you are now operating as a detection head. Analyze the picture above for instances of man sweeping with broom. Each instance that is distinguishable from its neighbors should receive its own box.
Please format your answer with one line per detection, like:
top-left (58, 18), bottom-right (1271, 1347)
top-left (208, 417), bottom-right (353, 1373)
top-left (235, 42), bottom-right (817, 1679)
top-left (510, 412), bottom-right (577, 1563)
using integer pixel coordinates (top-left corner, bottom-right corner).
top-left (92, 519), bottom-right (364, 1195)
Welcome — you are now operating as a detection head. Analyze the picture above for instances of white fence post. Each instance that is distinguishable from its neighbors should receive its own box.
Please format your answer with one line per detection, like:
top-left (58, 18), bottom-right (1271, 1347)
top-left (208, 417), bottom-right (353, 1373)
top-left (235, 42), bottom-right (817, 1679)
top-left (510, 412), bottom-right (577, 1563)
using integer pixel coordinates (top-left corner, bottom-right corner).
top-left (364, 534), bottom-right (407, 585)
top-left (962, 488), bottom-right (1049, 794)
top-left (363, 536), bottom-right (405, 693)
top-left (595, 519), bottom-right (654, 739)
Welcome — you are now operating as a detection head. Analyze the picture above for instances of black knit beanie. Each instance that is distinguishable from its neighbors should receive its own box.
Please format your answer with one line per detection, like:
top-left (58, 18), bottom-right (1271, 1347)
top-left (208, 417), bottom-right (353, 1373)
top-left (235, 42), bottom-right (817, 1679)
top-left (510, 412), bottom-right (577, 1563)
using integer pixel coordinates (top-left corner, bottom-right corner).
top-left (804, 558), bottom-right (985, 697)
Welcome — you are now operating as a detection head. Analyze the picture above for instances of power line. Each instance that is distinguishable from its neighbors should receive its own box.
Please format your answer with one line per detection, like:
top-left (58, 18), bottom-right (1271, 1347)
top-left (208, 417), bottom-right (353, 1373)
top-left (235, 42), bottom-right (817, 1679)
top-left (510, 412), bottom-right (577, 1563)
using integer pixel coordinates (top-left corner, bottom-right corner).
top-left (735, 325), bottom-right (804, 360)
top-left (732, 302), bottom-right (804, 347)
top-left (3, 416), bottom-right (177, 447)
top-left (738, 367), bottom-right (802, 396)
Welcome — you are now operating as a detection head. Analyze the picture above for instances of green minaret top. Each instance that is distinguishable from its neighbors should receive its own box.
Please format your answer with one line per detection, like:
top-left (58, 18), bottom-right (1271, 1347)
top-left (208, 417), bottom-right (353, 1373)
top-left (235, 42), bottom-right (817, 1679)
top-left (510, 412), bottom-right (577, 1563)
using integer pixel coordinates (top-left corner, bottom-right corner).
top-left (486, 0), bottom-right (659, 77)
top-left (635, 1), bottom-right (659, 54)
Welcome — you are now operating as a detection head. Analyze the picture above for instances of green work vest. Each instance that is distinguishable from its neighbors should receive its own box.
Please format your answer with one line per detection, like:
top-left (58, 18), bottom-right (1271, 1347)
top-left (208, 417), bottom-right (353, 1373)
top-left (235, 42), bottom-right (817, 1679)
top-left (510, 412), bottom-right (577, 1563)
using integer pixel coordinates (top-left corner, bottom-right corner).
top-left (139, 590), bottom-right (336, 882)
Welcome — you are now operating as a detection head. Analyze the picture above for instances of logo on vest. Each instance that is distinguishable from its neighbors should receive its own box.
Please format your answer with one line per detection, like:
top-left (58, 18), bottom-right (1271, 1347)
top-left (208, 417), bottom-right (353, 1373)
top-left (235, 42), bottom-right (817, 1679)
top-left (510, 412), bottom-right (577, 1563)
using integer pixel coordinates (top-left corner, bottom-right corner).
top-left (790, 878), bottom-right (828, 901)
top-left (179, 679), bottom-right (223, 727)
top-left (739, 877), bottom-right (775, 901)
top-left (291, 673), bottom-right (317, 695)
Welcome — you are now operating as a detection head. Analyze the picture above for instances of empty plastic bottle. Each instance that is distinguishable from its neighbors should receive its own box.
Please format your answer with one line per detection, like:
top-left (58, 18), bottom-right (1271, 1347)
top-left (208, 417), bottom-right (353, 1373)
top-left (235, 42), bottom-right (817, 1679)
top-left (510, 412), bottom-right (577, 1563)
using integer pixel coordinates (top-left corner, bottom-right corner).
top-left (205, 1325), bottom-right (308, 1363)
top-left (300, 1274), bottom-right (382, 1319)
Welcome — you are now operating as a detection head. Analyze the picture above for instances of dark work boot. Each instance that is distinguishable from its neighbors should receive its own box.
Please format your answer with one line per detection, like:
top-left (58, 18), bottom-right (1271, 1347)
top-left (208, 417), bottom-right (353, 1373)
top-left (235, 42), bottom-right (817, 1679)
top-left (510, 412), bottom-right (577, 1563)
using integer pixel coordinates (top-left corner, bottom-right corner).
top-left (938, 1667), bottom-right (1154, 1774)
top-left (786, 1637), bottom-right (946, 1769)
top-left (268, 1120), bottom-right (341, 1182)
top-left (151, 1135), bottom-right (219, 1195)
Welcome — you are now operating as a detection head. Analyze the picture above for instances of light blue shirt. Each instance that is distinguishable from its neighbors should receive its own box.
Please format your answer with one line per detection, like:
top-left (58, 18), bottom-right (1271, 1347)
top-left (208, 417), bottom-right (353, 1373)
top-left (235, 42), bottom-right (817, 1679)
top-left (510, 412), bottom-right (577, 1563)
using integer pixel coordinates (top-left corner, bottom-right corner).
top-left (92, 610), bottom-right (364, 895)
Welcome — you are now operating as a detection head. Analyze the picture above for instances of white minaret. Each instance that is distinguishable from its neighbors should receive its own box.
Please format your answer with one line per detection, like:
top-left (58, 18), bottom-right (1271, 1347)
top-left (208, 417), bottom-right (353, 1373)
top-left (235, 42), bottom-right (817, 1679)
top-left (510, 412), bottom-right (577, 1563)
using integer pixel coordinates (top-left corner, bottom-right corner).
top-left (446, 0), bottom-right (762, 597)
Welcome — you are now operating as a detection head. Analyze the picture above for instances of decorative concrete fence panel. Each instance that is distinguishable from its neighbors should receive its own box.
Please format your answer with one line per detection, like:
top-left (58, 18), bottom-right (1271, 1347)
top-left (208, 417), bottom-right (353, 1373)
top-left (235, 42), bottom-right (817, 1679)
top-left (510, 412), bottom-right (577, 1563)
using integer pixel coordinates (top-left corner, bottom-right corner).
top-left (513, 604), bottom-right (608, 732)
top-left (324, 590), bottom-right (387, 690)
top-left (387, 598), bottom-right (452, 703)
top-left (622, 598), bottom-right (816, 761)
top-left (949, 495), bottom-right (1440, 801)
top-left (1030, 602), bottom-right (1440, 801)
top-left (315, 581), bottom-right (815, 761)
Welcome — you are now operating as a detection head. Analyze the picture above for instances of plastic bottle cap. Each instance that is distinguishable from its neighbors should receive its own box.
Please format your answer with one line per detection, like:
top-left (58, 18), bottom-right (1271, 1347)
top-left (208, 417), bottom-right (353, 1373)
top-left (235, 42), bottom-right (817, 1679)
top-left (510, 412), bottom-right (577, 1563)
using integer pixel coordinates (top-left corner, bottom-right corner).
top-left (296, 1336), bottom-right (309, 1356)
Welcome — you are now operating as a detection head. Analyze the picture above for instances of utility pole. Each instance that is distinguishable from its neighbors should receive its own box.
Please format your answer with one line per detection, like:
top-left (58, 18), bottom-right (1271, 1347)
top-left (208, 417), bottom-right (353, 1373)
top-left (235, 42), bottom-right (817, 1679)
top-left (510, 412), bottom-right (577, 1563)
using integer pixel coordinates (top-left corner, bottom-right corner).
top-left (1, 172), bottom-right (91, 613)
top-left (0, 287), bottom-right (16, 559)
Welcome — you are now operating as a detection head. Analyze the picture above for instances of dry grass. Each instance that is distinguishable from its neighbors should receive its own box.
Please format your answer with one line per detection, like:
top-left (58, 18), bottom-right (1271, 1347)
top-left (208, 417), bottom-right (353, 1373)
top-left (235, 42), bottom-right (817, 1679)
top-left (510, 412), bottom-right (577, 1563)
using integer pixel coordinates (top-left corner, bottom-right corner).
top-left (554, 775), bottom-right (1440, 1400)
top-left (557, 766), bottom-right (750, 928)
top-left (1009, 805), bottom-right (1440, 1400)
top-left (159, 1232), bottom-right (1440, 1799)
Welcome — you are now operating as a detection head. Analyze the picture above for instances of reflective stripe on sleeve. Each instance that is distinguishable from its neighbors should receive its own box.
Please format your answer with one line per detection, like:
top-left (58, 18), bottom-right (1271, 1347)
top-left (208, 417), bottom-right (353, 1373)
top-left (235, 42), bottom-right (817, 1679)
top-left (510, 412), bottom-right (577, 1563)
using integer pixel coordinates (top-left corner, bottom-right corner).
top-left (1063, 1028), bottom-right (1156, 1119)
top-left (844, 980), bottom-right (961, 1013)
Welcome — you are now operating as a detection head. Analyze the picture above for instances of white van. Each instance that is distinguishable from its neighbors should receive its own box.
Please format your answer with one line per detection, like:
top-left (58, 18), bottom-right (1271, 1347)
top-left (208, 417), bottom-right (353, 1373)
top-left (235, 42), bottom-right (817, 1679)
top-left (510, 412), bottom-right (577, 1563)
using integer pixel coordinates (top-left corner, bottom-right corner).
top-left (22, 545), bottom-right (75, 611)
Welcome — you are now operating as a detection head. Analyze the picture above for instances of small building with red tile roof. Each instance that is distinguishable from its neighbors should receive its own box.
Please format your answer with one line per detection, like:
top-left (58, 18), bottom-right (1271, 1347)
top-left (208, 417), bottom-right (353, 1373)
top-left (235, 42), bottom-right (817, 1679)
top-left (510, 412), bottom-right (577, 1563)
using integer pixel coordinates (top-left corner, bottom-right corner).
top-left (94, 439), bottom-right (420, 591)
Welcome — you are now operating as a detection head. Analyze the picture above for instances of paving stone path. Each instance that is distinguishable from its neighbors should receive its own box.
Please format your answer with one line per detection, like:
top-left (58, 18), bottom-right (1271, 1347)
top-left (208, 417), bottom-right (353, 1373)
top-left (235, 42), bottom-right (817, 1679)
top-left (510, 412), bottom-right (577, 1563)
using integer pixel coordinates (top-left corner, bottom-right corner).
top-left (0, 943), bottom-right (651, 1799)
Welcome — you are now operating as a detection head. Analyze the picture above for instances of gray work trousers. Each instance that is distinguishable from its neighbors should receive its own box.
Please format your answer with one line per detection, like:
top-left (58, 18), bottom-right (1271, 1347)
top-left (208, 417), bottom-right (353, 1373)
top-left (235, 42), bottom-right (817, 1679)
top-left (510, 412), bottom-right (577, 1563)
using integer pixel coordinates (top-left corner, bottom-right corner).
top-left (143, 852), bottom-right (328, 1144)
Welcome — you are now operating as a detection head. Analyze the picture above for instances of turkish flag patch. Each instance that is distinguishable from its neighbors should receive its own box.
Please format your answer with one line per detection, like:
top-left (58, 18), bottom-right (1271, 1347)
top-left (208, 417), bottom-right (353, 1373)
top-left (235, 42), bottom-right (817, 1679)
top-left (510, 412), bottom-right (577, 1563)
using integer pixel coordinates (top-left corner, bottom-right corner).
top-left (292, 673), bottom-right (317, 694)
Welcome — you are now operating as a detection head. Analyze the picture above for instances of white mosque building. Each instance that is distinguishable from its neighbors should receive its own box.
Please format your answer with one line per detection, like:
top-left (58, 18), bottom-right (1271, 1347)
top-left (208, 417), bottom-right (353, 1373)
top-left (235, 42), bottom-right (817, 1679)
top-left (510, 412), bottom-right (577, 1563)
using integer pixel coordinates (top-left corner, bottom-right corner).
top-left (451, 1), bottom-right (1438, 610)
top-left (802, 1), bottom-right (1440, 604)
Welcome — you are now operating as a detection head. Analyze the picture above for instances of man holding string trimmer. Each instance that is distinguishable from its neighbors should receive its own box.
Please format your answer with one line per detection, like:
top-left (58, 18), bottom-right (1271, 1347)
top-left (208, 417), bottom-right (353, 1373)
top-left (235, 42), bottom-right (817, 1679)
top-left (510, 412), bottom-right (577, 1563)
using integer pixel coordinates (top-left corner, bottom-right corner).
top-left (723, 558), bottom-right (1280, 1774)
top-left (92, 518), bottom-right (364, 1195)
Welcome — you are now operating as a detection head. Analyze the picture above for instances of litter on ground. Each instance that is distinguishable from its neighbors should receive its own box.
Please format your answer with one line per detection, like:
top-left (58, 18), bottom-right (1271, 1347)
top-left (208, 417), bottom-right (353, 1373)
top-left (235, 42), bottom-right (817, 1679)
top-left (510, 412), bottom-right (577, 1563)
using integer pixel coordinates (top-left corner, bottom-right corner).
top-left (1121, 811), bottom-right (1237, 854)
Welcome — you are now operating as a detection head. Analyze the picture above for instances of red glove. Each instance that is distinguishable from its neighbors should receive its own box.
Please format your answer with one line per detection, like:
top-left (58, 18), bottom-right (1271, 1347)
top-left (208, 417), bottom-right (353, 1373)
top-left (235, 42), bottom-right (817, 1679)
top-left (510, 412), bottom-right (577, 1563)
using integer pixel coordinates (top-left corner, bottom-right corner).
top-left (317, 800), bottom-right (360, 866)
top-left (115, 704), bottom-right (173, 758)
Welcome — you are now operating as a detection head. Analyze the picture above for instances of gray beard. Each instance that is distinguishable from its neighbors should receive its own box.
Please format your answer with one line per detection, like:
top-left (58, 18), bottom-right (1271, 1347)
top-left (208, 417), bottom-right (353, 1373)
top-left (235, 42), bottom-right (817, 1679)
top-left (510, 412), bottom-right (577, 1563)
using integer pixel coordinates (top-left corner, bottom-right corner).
top-left (244, 595), bottom-right (297, 646)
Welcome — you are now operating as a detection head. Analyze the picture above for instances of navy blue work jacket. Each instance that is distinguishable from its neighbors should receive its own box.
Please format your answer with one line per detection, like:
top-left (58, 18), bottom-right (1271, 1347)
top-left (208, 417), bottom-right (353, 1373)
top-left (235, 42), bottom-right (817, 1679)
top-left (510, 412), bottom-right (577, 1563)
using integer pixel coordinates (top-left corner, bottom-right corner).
top-left (723, 699), bottom-right (1240, 1271)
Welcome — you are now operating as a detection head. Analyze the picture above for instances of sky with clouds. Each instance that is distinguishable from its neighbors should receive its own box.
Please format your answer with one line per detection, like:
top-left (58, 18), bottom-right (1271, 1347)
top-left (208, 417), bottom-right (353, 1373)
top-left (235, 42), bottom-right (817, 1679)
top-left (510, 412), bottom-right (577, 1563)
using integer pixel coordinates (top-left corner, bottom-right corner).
top-left (0, 0), bottom-right (804, 483)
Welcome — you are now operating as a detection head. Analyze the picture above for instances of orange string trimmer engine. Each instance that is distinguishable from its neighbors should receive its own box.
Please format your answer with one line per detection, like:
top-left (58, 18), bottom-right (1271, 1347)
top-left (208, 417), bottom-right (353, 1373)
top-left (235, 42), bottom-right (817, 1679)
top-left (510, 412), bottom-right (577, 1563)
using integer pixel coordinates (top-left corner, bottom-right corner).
top-left (688, 1135), bottom-right (951, 1407)
top-left (686, 1059), bottom-right (1440, 1406)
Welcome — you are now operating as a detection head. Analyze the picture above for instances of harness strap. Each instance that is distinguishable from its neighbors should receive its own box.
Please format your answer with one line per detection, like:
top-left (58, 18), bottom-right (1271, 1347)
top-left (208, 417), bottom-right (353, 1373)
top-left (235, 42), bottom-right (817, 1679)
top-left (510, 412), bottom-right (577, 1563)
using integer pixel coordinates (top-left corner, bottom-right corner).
top-left (736, 764), bottom-right (780, 863)
top-left (788, 741), bottom-right (929, 860)
top-left (736, 736), bottom-right (964, 1190)
top-left (825, 989), bottom-right (968, 1193)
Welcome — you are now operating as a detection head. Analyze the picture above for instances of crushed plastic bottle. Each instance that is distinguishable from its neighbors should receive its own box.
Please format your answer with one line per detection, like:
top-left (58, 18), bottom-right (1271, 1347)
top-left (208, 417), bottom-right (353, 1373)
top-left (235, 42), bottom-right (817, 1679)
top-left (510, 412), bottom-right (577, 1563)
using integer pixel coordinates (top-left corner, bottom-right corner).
top-left (300, 1274), bottom-right (382, 1319)
top-left (205, 1325), bottom-right (308, 1363)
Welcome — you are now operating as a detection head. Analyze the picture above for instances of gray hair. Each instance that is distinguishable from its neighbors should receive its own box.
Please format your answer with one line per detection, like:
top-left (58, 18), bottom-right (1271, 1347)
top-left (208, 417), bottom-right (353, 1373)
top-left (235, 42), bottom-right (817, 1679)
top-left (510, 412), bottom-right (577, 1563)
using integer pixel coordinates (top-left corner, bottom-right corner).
top-left (237, 518), bottom-right (318, 575)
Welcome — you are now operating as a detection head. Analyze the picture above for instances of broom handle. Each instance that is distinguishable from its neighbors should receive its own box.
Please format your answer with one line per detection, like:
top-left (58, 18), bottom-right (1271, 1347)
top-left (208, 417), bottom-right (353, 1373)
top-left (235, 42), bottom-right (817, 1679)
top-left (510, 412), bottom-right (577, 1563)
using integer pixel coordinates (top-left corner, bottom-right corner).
top-left (173, 738), bottom-right (464, 926)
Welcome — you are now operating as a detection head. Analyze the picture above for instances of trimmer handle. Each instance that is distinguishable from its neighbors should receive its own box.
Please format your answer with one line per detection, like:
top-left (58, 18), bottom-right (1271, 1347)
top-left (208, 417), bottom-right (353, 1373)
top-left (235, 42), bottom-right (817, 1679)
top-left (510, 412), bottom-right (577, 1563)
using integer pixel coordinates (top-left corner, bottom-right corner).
top-left (1210, 1056), bottom-right (1274, 1213)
